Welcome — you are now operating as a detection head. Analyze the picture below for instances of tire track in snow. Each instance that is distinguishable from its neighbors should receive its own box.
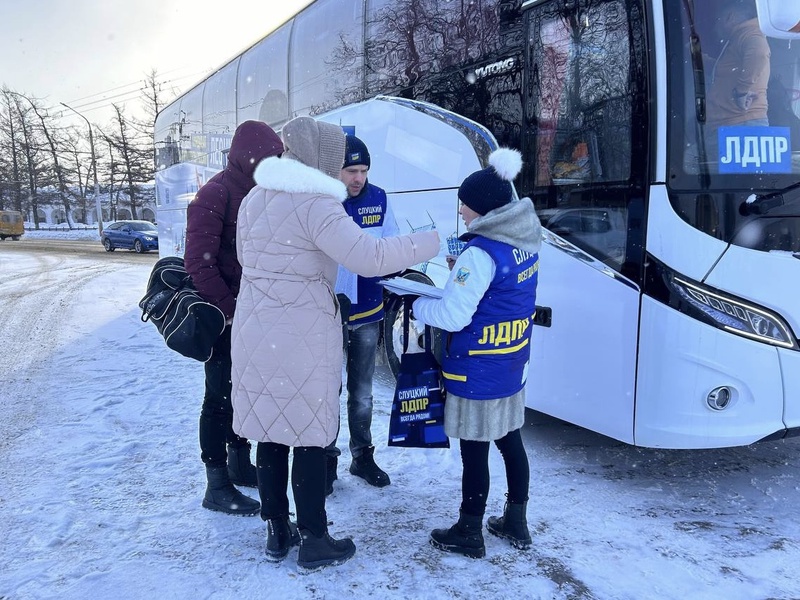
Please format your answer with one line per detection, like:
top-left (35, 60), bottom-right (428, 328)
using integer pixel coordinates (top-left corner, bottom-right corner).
top-left (0, 256), bottom-right (135, 450)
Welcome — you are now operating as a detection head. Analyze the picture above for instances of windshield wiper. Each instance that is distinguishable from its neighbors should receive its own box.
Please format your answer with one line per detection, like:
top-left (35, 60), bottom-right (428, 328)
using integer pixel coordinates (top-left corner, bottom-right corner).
top-left (682, 0), bottom-right (706, 123)
top-left (682, 0), bottom-right (711, 188)
top-left (740, 180), bottom-right (800, 215)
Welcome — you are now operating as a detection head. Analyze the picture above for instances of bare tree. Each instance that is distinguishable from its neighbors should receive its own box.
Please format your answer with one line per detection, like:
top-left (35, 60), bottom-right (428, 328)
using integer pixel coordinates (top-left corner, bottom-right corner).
top-left (23, 96), bottom-right (75, 228)
top-left (1, 89), bottom-right (26, 214)
top-left (3, 90), bottom-right (50, 228)
top-left (100, 134), bottom-right (118, 221)
top-left (107, 104), bottom-right (151, 220)
top-left (61, 132), bottom-right (91, 224)
top-left (140, 68), bottom-right (176, 128)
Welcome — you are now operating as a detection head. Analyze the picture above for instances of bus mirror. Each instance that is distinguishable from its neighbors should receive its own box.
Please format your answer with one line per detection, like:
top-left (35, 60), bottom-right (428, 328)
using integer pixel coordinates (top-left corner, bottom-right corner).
top-left (755, 0), bottom-right (800, 39)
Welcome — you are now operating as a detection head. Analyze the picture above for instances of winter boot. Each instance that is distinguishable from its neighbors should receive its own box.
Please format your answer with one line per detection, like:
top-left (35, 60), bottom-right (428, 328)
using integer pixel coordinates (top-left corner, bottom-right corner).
top-left (297, 529), bottom-right (356, 570)
top-left (349, 447), bottom-right (390, 488)
top-left (325, 455), bottom-right (338, 497)
top-left (202, 465), bottom-right (260, 516)
top-left (265, 516), bottom-right (301, 562)
top-left (227, 442), bottom-right (258, 488)
top-left (487, 500), bottom-right (532, 549)
top-left (430, 511), bottom-right (485, 558)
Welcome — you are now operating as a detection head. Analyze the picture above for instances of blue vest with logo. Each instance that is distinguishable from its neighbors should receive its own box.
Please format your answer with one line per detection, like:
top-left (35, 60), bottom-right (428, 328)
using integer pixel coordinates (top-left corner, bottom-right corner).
top-left (343, 183), bottom-right (388, 325)
top-left (442, 236), bottom-right (539, 400)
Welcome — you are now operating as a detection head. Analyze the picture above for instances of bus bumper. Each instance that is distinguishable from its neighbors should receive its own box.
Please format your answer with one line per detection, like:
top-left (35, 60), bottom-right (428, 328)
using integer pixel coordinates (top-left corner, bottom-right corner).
top-left (635, 297), bottom-right (789, 448)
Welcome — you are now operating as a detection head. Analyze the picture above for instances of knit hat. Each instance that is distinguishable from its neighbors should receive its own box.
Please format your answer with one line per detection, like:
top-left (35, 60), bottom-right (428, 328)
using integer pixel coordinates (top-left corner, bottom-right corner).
top-left (281, 116), bottom-right (346, 179)
top-left (458, 148), bottom-right (523, 216)
top-left (343, 135), bottom-right (371, 169)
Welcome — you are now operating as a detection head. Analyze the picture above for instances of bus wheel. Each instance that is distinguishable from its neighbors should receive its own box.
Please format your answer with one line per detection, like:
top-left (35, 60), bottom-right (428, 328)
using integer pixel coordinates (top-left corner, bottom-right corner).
top-left (382, 272), bottom-right (443, 379)
top-left (11, 236), bottom-right (20, 241)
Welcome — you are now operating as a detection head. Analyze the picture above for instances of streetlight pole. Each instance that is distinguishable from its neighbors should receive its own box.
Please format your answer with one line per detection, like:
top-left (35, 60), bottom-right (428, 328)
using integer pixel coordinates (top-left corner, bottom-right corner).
top-left (61, 102), bottom-right (103, 235)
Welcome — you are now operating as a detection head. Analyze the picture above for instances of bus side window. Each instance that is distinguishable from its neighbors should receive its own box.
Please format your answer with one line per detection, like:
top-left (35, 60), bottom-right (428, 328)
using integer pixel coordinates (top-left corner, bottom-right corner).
top-left (526, 0), bottom-right (646, 272)
top-left (528, 1), bottom-right (632, 187)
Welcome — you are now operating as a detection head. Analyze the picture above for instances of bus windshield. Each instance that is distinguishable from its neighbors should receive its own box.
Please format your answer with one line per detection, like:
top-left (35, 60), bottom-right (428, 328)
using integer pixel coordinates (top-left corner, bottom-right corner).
top-left (664, 0), bottom-right (800, 254)
top-left (666, 0), bottom-right (800, 192)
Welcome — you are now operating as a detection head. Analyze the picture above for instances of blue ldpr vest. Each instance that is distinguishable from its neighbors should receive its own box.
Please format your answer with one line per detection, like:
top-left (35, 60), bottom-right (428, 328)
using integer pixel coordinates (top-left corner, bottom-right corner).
top-left (343, 184), bottom-right (388, 326)
top-left (442, 236), bottom-right (539, 400)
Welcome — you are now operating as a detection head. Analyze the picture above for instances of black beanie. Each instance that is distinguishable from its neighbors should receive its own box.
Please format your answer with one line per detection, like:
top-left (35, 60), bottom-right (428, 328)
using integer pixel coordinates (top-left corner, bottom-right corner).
top-left (343, 135), bottom-right (371, 169)
top-left (458, 148), bottom-right (523, 216)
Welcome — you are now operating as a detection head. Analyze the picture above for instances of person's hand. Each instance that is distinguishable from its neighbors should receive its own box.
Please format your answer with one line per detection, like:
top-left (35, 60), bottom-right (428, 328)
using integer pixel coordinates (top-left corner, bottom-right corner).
top-left (410, 297), bottom-right (420, 320)
top-left (445, 255), bottom-right (457, 271)
top-left (733, 89), bottom-right (756, 111)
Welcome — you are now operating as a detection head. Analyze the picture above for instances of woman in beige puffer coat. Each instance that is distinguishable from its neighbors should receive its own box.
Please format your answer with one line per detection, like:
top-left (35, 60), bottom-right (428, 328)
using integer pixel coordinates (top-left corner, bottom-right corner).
top-left (231, 116), bottom-right (439, 569)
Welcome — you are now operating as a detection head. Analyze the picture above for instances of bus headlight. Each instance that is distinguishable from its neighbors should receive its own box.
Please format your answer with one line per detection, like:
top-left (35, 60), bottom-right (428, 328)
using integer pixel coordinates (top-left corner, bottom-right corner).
top-left (670, 274), bottom-right (798, 350)
top-left (645, 256), bottom-right (799, 351)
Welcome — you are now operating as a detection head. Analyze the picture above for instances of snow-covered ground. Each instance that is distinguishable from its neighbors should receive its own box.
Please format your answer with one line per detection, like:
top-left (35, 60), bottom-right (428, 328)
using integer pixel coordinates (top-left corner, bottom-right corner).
top-left (2, 234), bottom-right (800, 600)
top-left (20, 226), bottom-right (104, 242)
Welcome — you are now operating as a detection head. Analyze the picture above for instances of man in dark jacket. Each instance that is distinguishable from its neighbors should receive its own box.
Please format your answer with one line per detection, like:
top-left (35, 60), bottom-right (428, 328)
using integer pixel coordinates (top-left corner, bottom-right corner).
top-left (326, 135), bottom-right (399, 494)
top-left (185, 120), bottom-right (283, 515)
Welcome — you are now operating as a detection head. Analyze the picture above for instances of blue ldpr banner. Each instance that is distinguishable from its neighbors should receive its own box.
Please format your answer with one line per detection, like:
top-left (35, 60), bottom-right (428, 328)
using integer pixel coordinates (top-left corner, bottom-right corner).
top-left (718, 126), bottom-right (792, 174)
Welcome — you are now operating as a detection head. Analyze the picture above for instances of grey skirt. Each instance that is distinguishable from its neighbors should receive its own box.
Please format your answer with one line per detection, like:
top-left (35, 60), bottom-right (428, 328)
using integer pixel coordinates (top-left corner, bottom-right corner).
top-left (443, 389), bottom-right (526, 442)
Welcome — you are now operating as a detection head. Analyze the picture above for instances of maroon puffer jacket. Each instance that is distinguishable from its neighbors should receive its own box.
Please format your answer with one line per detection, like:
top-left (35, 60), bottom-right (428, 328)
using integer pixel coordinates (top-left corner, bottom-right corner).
top-left (184, 121), bottom-right (283, 319)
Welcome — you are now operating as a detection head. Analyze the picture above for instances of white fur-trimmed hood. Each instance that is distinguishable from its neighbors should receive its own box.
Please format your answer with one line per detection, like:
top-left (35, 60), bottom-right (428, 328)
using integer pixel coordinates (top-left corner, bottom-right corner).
top-left (253, 156), bottom-right (347, 200)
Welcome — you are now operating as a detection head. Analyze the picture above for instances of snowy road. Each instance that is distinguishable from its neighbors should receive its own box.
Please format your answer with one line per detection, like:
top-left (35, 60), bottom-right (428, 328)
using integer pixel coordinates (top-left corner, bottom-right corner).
top-left (1, 245), bottom-right (800, 600)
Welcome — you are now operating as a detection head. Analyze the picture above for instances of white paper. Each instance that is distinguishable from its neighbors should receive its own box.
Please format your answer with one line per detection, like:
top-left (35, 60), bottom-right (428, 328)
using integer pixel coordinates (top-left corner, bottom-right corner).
top-left (379, 277), bottom-right (444, 298)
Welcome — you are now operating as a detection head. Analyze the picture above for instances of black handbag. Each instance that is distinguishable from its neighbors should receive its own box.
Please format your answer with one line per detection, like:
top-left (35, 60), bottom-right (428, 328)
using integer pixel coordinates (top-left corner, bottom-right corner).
top-left (139, 257), bottom-right (226, 362)
top-left (388, 297), bottom-right (449, 449)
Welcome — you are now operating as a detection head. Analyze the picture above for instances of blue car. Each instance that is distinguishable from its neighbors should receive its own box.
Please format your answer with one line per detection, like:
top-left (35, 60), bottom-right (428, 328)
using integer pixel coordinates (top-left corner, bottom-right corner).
top-left (101, 220), bottom-right (159, 253)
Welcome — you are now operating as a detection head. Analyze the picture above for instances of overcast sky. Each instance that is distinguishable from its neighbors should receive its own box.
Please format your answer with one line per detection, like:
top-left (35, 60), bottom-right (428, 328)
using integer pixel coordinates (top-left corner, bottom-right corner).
top-left (0, 0), bottom-right (313, 124)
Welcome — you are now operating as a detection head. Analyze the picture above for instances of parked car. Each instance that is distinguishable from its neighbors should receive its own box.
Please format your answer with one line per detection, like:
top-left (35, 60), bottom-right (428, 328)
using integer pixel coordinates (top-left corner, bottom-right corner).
top-left (101, 220), bottom-right (159, 253)
top-left (0, 210), bottom-right (24, 240)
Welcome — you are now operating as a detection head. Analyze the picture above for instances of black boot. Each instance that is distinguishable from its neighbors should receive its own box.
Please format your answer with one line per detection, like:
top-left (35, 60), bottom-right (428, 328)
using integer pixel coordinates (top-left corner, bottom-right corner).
top-left (227, 443), bottom-right (258, 488)
top-left (202, 466), bottom-right (260, 516)
top-left (349, 447), bottom-right (390, 487)
top-left (487, 500), bottom-right (531, 549)
top-left (297, 529), bottom-right (356, 570)
top-left (430, 511), bottom-right (485, 558)
top-left (265, 516), bottom-right (301, 562)
top-left (325, 455), bottom-right (338, 497)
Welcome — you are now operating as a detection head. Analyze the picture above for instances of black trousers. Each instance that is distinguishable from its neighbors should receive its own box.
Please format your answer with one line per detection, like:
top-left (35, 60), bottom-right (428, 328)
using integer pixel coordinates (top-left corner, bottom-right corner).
top-left (459, 428), bottom-right (530, 517)
top-left (257, 442), bottom-right (327, 536)
top-left (199, 327), bottom-right (249, 468)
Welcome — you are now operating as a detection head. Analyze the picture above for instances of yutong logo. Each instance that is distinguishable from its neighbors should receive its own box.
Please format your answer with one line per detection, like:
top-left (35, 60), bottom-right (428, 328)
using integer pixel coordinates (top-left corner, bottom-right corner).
top-left (472, 57), bottom-right (517, 81)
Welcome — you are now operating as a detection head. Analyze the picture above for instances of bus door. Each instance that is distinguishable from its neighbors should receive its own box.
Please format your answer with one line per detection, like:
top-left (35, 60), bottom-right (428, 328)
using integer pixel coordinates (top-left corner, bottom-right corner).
top-left (521, 0), bottom-right (650, 444)
top-left (528, 235), bottom-right (641, 444)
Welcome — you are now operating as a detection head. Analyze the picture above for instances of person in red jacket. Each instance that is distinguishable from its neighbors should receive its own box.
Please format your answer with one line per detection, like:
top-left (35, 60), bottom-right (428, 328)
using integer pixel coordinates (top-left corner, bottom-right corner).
top-left (184, 120), bottom-right (283, 515)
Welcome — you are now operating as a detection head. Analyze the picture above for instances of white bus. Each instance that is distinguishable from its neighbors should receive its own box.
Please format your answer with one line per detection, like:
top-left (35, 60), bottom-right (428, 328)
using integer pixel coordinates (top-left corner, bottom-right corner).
top-left (154, 0), bottom-right (800, 449)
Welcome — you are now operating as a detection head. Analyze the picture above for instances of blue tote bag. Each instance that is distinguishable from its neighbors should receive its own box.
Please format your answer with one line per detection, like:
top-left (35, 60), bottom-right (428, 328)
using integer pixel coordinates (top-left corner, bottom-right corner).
top-left (388, 297), bottom-right (449, 449)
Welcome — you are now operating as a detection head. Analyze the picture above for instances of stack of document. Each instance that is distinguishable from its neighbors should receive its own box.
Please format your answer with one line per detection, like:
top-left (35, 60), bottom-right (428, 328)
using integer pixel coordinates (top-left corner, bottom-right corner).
top-left (379, 277), bottom-right (443, 299)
